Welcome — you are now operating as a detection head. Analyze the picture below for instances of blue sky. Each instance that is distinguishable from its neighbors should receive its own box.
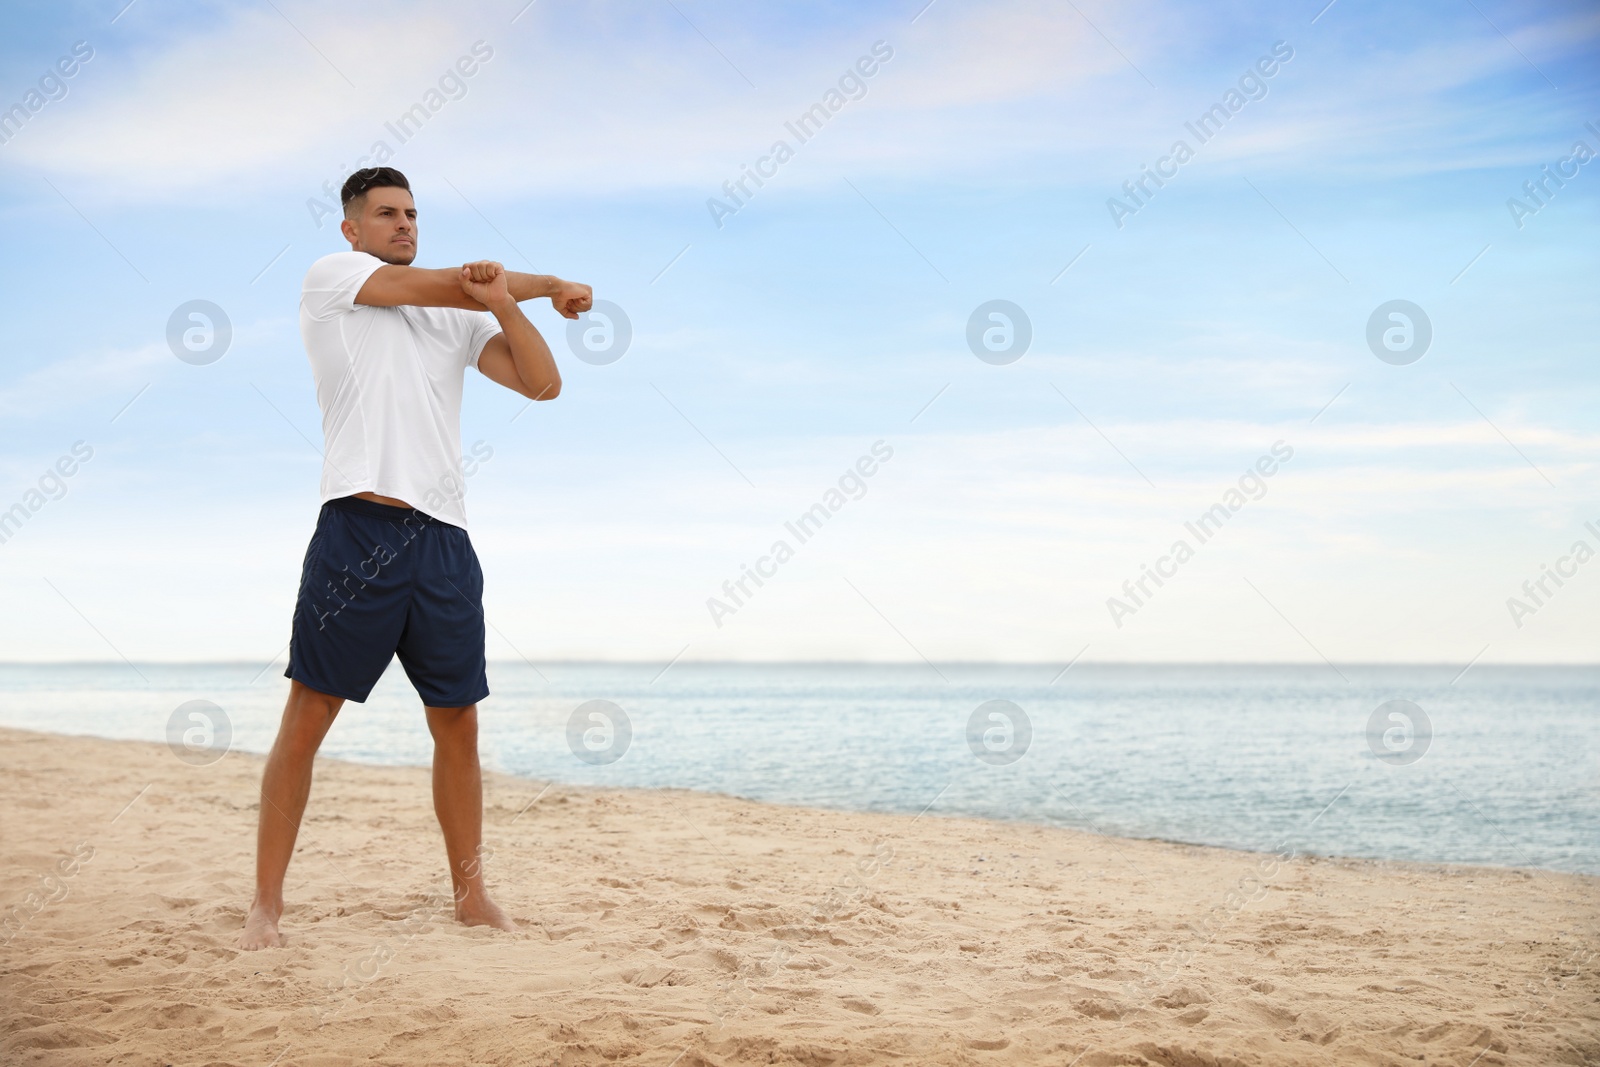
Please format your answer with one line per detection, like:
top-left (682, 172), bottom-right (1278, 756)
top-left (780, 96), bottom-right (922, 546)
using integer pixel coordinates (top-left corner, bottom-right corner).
top-left (0, 0), bottom-right (1596, 666)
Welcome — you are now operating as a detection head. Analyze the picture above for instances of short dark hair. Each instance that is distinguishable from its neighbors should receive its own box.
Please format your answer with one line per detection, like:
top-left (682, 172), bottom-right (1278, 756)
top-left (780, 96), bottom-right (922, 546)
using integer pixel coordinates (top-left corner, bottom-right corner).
top-left (340, 167), bottom-right (411, 218)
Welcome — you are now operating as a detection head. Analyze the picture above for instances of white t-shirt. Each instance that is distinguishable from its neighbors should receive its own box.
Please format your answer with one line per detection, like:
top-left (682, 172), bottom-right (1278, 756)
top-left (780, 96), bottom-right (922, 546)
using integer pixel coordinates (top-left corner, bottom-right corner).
top-left (299, 251), bottom-right (500, 529)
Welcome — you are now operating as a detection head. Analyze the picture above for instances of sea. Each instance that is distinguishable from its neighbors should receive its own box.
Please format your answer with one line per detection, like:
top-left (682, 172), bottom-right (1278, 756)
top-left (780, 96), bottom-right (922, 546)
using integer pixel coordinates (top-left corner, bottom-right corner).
top-left (1, 661), bottom-right (1594, 875)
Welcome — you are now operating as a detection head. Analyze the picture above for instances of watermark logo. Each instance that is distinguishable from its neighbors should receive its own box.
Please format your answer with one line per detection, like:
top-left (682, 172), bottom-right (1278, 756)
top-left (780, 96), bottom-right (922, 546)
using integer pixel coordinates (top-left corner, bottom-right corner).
top-left (1506, 520), bottom-right (1600, 629)
top-left (707, 441), bottom-right (893, 628)
top-left (1107, 40), bottom-right (1294, 229)
top-left (1365, 300), bottom-right (1431, 366)
top-left (967, 700), bottom-right (1031, 765)
top-left (167, 699), bottom-right (232, 766)
top-left (1107, 442), bottom-right (1293, 628)
top-left (567, 699), bottom-right (631, 765)
top-left (0, 441), bottom-right (93, 548)
top-left (0, 840), bottom-right (94, 946)
top-left (566, 300), bottom-right (632, 365)
top-left (1366, 699), bottom-right (1430, 766)
top-left (306, 41), bottom-right (495, 228)
top-left (0, 40), bottom-right (94, 148)
top-left (166, 300), bottom-right (232, 365)
top-left (707, 41), bottom-right (894, 229)
top-left (1506, 120), bottom-right (1599, 230)
top-left (966, 300), bottom-right (1031, 365)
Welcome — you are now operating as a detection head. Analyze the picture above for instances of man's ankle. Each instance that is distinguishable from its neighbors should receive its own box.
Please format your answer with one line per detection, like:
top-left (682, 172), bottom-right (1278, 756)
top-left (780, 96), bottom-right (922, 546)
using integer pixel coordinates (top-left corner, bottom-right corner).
top-left (248, 893), bottom-right (284, 916)
top-left (453, 884), bottom-right (493, 907)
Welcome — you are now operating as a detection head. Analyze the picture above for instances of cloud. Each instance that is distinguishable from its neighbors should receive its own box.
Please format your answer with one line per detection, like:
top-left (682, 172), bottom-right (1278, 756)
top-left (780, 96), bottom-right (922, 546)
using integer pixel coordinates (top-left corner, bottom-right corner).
top-left (18, 0), bottom-right (1594, 208)
top-left (0, 340), bottom-right (169, 418)
top-left (0, 314), bottom-right (289, 420)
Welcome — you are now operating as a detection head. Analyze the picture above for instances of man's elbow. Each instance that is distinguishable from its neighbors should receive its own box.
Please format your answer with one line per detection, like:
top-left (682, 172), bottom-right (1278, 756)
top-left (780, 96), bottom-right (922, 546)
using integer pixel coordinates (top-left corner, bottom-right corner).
top-left (528, 377), bottom-right (561, 401)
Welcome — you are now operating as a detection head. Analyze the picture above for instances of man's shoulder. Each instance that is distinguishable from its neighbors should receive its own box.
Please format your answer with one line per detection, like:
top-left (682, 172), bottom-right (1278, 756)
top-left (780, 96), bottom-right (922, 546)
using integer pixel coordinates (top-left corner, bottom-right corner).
top-left (300, 251), bottom-right (390, 324)
top-left (303, 250), bottom-right (383, 288)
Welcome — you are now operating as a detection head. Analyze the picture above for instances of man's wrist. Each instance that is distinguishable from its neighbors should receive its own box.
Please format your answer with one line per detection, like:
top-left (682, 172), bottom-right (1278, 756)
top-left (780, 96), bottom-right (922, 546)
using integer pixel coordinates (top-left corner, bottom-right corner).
top-left (507, 272), bottom-right (560, 302)
top-left (484, 293), bottom-right (521, 317)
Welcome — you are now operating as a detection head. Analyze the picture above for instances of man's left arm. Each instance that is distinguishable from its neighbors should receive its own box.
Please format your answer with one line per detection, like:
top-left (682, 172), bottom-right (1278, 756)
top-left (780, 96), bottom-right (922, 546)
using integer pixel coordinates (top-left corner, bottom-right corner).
top-left (357, 262), bottom-right (588, 314)
top-left (463, 263), bottom-right (574, 401)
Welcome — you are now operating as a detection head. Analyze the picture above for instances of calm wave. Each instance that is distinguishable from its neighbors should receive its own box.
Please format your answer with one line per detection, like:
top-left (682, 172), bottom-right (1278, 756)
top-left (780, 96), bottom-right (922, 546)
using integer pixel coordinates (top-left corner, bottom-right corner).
top-left (1, 662), bottom-right (1594, 874)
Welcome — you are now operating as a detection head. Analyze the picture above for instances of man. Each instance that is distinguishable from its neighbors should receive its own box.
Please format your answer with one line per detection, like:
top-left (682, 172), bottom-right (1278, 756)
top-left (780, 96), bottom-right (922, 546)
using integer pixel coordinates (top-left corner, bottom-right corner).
top-left (239, 167), bottom-right (591, 950)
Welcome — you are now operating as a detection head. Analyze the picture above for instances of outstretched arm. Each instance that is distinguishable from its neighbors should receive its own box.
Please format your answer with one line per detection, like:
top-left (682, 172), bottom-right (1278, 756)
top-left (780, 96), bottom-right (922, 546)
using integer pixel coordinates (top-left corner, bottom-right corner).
top-left (463, 264), bottom-right (565, 402)
top-left (356, 262), bottom-right (591, 316)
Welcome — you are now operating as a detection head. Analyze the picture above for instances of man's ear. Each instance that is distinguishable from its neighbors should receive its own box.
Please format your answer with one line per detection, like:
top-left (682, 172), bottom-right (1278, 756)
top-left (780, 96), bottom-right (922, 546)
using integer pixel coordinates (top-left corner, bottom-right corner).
top-left (340, 216), bottom-right (358, 249)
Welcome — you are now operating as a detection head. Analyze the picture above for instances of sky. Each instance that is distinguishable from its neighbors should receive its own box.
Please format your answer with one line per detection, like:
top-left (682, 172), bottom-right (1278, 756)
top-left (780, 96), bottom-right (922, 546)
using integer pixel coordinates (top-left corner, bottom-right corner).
top-left (0, 0), bottom-right (1596, 667)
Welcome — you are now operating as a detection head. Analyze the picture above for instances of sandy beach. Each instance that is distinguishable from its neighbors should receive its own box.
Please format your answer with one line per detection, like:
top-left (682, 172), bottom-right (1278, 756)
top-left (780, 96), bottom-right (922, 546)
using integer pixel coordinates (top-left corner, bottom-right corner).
top-left (1, 726), bottom-right (1595, 1066)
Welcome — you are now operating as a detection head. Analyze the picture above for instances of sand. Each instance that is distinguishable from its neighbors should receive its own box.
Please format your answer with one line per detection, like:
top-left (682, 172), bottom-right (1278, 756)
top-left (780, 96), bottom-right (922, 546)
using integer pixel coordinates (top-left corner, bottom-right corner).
top-left (1, 726), bottom-right (1595, 1066)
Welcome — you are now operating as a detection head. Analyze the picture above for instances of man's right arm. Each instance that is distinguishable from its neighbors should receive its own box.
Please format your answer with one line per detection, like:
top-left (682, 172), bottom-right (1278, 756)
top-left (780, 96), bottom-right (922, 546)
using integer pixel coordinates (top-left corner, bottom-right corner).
top-left (355, 265), bottom-right (561, 311)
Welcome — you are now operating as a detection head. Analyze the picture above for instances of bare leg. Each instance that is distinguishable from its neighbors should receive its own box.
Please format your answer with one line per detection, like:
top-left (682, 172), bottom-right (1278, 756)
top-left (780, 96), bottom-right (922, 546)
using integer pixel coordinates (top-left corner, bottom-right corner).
top-left (239, 681), bottom-right (344, 950)
top-left (425, 704), bottom-right (515, 931)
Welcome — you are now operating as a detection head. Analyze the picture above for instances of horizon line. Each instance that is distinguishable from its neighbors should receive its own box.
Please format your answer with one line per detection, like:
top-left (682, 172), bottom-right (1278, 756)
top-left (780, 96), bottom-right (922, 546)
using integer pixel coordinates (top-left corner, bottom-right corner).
top-left (0, 659), bottom-right (1595, 669)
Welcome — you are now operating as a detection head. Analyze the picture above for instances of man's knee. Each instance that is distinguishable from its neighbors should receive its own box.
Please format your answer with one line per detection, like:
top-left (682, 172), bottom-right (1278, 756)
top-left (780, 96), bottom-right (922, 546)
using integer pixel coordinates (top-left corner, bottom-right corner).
top-left (276, 718), bottom-right (330, 764)
top-left (427, 705), bottom-right (478, 745)
top-left (278, 685), bottom-right (341, 755)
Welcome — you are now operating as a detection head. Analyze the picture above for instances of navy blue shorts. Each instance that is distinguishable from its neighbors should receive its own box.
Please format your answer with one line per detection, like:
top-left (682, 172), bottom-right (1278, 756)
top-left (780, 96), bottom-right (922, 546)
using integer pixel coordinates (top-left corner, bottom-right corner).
top-left (284, 496), bottom-right (489, 706)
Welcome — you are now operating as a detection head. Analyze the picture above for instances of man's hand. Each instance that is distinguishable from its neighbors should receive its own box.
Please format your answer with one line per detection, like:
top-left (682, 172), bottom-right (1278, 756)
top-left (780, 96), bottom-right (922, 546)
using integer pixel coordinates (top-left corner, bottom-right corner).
top-left (549, 280), bottom-right (592, 320)
top-left (459, 261), bottom-right (512, 310)
top-left (457, 260), bottom-right (591, 318)
top-left (461, 259), bottom-right (503, 285)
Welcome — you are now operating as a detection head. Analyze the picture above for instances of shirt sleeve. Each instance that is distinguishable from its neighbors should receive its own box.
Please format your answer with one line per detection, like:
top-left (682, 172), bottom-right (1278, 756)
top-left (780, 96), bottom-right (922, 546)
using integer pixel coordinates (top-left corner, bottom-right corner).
top-left (301, 251), bottom-right (386, 322)
top-left (461, 310), bottom-right (502, 369)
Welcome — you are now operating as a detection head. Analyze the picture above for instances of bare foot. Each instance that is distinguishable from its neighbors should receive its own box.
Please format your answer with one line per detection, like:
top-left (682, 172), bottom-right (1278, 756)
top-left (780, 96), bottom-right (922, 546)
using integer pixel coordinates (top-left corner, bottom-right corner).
top-left (455, 892), bottom-right (517, 933)
top-left (239, 900), bottom-right (284, 950)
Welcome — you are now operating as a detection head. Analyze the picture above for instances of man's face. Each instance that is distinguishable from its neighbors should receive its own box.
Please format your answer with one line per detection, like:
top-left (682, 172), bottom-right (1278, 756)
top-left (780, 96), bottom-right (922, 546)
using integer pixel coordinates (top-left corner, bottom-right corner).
top-left (341, 186), bottom-right (417, 264)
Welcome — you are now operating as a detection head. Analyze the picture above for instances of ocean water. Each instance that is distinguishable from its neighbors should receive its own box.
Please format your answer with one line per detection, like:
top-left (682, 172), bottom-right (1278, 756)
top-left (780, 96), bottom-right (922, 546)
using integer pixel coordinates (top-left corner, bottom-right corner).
top-left (1, 661), bottom-right (1595, 874)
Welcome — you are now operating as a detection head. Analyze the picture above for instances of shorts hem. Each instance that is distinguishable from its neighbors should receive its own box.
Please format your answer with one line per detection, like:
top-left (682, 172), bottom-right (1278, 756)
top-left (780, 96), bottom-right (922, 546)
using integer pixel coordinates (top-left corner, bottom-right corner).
top-left (416, 687), bottom-right (490, 709)
top-left (283, 667), bottom-right (373, 704)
